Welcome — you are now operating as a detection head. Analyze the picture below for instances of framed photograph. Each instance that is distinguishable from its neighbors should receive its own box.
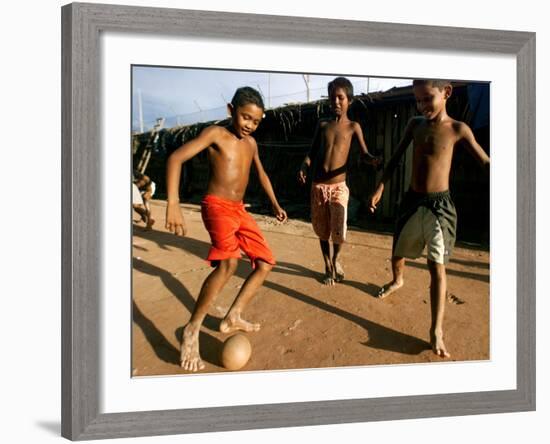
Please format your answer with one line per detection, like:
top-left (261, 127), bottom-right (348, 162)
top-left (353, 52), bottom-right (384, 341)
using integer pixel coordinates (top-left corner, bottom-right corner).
top-left (62, 2), bottom-right (535, 440)
top-left (131, 66), bottom-right (491, 376)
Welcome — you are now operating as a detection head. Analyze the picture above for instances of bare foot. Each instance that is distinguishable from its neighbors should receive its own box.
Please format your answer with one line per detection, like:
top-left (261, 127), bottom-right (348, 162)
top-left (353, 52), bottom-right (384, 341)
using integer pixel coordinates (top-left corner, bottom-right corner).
top-left (376, 279), bottom-right (404, 299)
top-left (322, 264), bottom-right (335, 286)
top-left (431, 332), bottom-right (451, 358)
top-left (322, 271), bottom-right (335, 286)
top-left (180, 323), bottom-right (205, 372)
top-left (220, 314), bottom-right (261, 333)
top-left (334, 261), bottom-right (345, 283)
top-left (145, 218), bottom-right (155, 231)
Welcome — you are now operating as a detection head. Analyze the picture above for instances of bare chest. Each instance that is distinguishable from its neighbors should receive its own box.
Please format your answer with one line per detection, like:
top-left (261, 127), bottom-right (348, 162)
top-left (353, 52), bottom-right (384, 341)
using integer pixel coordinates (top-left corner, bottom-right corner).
top-left (208, 138), bottom-right (254, 166)
top-left (413, 125), bottom-right (457, 158)
top-left (323, 123), bottom-right (354, 151)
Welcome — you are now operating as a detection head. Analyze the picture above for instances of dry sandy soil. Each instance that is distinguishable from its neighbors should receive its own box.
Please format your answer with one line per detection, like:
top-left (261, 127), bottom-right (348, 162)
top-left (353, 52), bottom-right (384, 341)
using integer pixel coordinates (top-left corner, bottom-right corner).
top-left (132, 200), bottom-right (489, 377)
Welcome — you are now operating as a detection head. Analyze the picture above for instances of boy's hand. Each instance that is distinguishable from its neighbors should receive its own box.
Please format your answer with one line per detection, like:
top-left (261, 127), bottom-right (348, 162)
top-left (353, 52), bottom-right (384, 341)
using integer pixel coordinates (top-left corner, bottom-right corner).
top-left (370, 155), bottom-right (383, 167)
top-left (165, 201), bottom-right (187, 236)
top-left (360, 153), bottom-right (383, 167)
top-left (368, 186), bottom-right (384, 213)
top-left (298, 165), bottom-right (308, 185)
top-left (273, 205), bottom-right (288, 223)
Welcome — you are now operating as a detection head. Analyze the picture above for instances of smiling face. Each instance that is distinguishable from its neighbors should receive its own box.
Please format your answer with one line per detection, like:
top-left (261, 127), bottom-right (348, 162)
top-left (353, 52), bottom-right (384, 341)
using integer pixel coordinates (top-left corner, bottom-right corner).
top-left (229, 102), bottom-right (264, 138)
top-left (413, 83), bottom-right (452, 121)
top-left (329, 87), bottom-right (351, 118)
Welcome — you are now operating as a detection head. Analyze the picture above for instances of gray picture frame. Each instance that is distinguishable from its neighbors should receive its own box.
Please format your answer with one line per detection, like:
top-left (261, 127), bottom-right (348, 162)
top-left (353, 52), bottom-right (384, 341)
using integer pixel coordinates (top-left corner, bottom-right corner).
top-left (61, 2), bottom-right (536, 440)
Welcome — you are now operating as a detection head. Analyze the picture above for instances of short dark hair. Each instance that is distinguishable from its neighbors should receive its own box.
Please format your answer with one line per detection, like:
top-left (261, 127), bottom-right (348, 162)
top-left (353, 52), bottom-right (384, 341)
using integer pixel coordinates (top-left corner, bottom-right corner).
top-left (412, 79), bottom-right (452, 90)
top-left (231, 86), bottom-right (265, 111)
top-left (328, 77), bottom-right (354, 100)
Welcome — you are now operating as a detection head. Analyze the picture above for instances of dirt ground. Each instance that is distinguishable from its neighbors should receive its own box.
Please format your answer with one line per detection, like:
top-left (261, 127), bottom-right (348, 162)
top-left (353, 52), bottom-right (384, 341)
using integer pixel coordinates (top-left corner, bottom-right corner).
top-left (132, 200), bottom-right (490, 377)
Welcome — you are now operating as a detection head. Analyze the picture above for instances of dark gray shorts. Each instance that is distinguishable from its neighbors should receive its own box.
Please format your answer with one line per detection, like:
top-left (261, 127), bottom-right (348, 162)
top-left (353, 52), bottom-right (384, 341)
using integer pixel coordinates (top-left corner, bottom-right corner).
top-left (393, 190), bottom-right (457, 264)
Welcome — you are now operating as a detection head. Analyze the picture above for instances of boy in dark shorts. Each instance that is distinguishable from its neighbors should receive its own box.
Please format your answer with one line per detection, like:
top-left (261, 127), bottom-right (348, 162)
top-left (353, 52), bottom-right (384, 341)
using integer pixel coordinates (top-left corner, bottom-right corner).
top-left (165, 87), bottom-right (287, 372)
top-left (298, 77), bottom-right (379, 285)
top-left (369, 79), bottom-right (490, 358)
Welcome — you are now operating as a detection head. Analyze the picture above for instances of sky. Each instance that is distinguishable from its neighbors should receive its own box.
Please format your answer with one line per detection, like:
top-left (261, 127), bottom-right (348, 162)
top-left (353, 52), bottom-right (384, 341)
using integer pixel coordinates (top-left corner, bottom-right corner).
top-left (132, 66), bottom-right (412, 132)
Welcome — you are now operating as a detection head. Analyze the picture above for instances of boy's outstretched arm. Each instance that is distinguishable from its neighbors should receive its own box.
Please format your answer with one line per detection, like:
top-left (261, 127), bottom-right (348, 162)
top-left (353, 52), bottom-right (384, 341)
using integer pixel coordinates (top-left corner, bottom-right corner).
top-left (354, 122), bottom-right (381, 166)
top-left (369, 118), bottom-right (416, 213)
top-left (165, 126), bottom-right (219, 236)
top-left (252, 142), bottom-right (288, 222)
top-left (298, 121), bottom-right (322, 185)
top-left (456, 122), bottom-right (490, 171)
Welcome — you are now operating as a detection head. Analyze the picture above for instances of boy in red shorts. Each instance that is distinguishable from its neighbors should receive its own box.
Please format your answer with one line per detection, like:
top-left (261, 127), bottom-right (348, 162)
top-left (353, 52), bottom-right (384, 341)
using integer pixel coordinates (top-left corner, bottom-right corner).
top-left (165, 87), bottom-right (287, 372)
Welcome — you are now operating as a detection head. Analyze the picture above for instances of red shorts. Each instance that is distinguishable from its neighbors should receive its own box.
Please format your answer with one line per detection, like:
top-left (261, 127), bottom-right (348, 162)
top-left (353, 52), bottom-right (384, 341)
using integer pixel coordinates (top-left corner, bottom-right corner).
top-left (201, 194), bottom-right (275, 268)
